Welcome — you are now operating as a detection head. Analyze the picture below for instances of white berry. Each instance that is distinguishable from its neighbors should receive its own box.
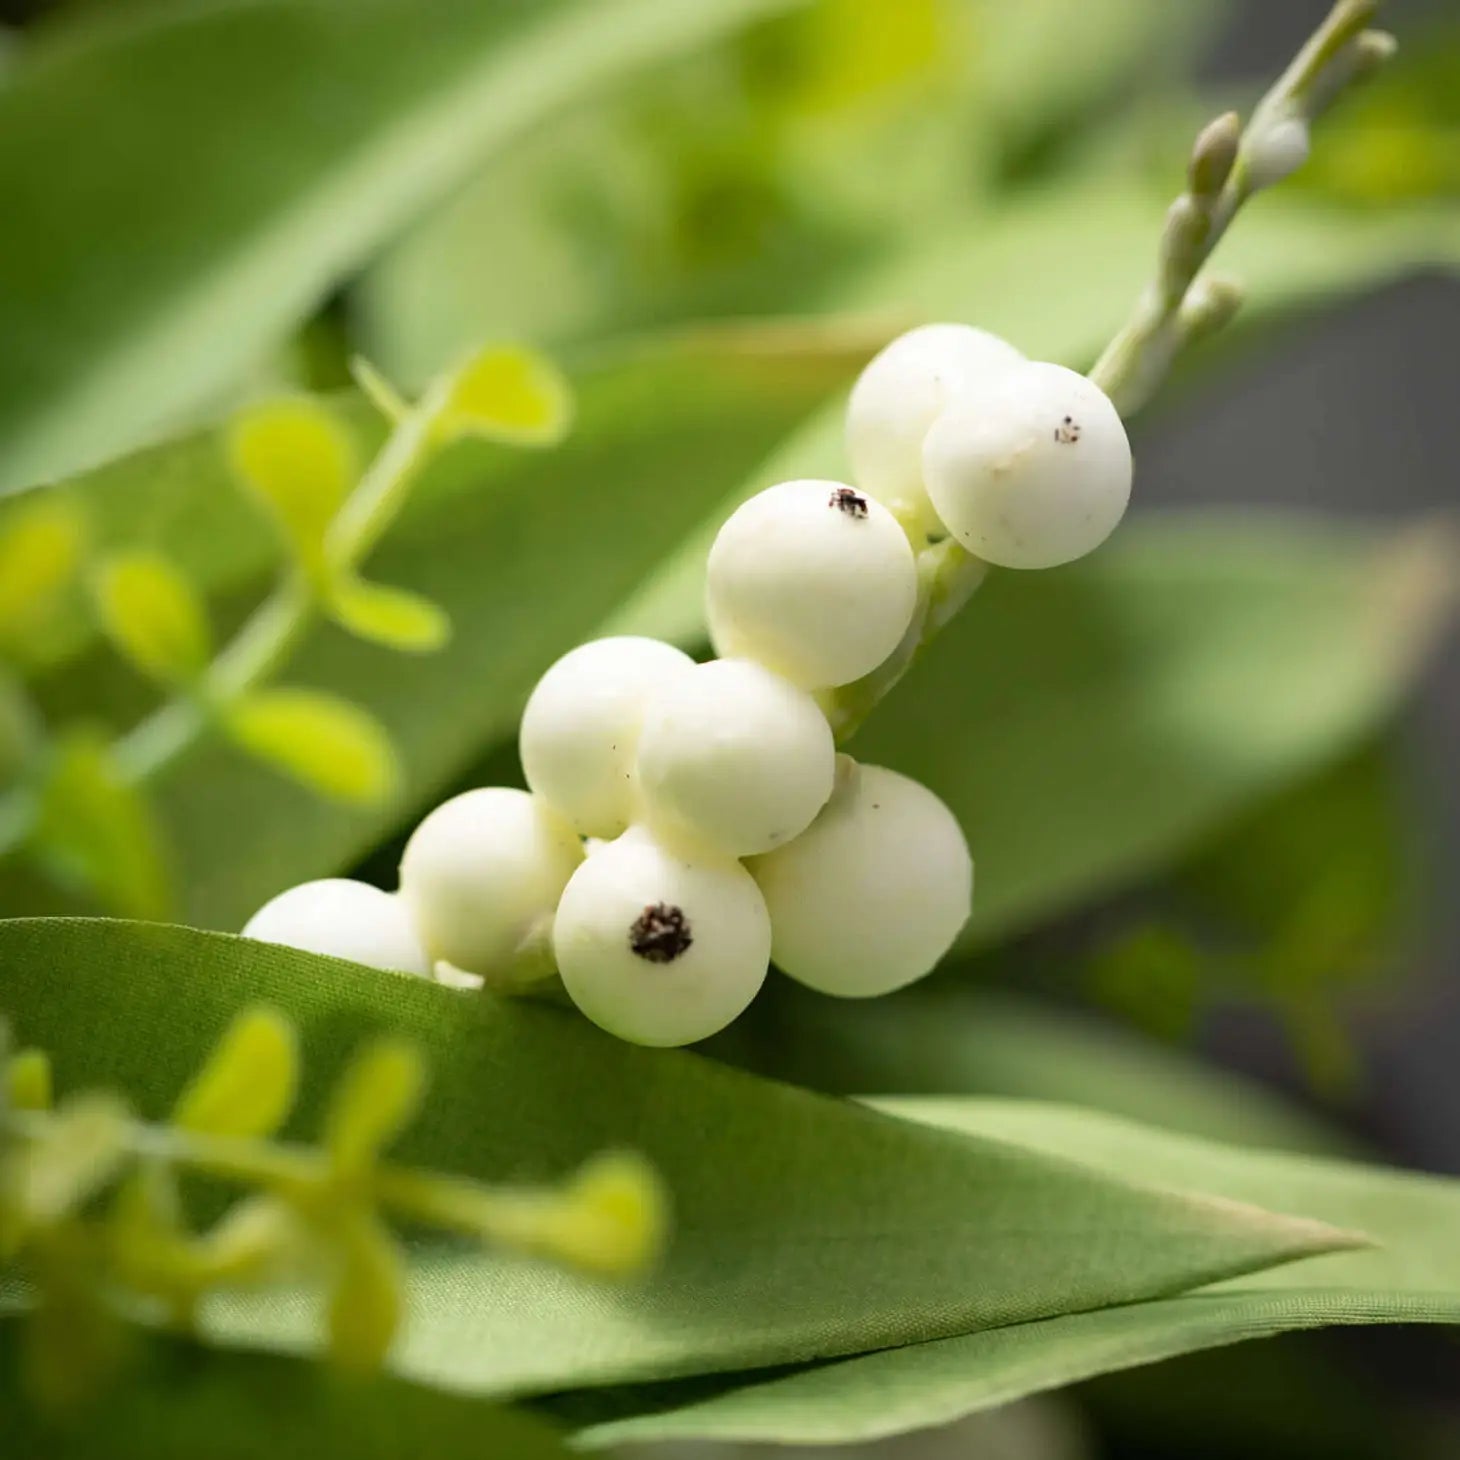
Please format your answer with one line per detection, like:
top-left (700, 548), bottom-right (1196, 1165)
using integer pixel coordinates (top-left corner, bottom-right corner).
top-left (749, 759), bottom-right (972, 998)
top-left (242, 879), bottom-right (430, 976)
top-left (922, 360), bottom-right (1131, 569)
top-left (398, 787), bottom-right (582, 978)
top-left (705, 480), bottom-right (918, 689)
top-left (554, 827), bottom-right (770, 1046)
top-left (846, 323), bottom-right (1023, 531)
top-left (636, 658), bottom-right (834, 858)
top-left (521, 636), bottom-right (695, 837)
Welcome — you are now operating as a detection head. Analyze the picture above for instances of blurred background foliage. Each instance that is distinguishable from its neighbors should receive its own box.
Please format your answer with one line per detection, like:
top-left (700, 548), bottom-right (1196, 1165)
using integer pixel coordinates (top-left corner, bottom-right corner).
top-left (0, 0), bottom-right (1458, 1454)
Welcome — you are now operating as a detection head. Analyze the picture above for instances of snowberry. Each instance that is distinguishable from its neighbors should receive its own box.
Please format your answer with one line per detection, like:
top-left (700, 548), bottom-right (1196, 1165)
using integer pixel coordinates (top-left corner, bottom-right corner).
top-left (553, 827), bottom-right (770, 1046)
top-left (846, 323), bottom-right (1024, 531)
top-left (636, 658), bottom-right (835, 858)
top-left (521, 636), bottom-right (695, 837)
top-left (705, 480), bottom-right (918, 689)
top-left (398, 787), bottom-right (582, 978)
top-left (749, 759), bottom-right (972, 998)
top-left (242, 879), bottom-right (431, 976)
top-left (921, 360), bottom-right (1131, 569)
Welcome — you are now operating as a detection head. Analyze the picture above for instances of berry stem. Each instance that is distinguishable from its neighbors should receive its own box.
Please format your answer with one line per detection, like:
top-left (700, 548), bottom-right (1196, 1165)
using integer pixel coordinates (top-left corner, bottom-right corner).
top-left (828, 0), bottom-right (1393, 744)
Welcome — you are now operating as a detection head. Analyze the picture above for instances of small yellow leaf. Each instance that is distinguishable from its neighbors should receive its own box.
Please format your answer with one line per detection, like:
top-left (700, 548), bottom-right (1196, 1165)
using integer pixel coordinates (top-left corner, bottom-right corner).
top-left (326, 1211), bottom-right (405, 1374)
top-left (226, 398), bottom-right (357, 570)
top-left (173, 1006), bottom-right (299, 1140)
top-left (92, 550), bottom-right (211, 686)
top-left (0, 496), bottom-right (86, 645)
top-left (34, 732), bottom-right (174, 919)
top-left (224, 687), bottom-right (398, 805)
top-left (431, 343), bottom-right (572, 446)
top-left (199, 1194), bottom-right (307, 1287)
top-left (325, 1038), bottom-right (425, 1172)
top-left (17, 1094), bottom-right (132, 1225)
top-left (327, 573), bottom-right (451, 653)
top-left (7, 1048), bottom-right (52, 1112)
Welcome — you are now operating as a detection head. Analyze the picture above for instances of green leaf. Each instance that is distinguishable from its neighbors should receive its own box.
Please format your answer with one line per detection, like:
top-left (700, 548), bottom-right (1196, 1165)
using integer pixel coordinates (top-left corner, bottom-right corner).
top-left (581, 1099), bottom-right (1460, 1448)
top-left (0, 1324), bottom-right (575, 1460)
top-left (856, 517), bottom-right (1457, 948)
top-left (0, 496), bottom-right (86, 656)
top-left (324, 1038), bottom-right (425, 1171)
top-left (327, 1212), bottom-right (406, 1374)
top-left (223, 688), bottom-right (398, 807)
top-left (173, 1006), bottom-right (298, 1140)
top-left (713, 981), bottom-right (1361, 1159)
top-left (0, 918), bottom-right (1352, 1398)
top-left (226, 399), bottom-right (357, 577)
top-left (430, 343), bottom-right (573, 446)
top-left (6, 1048), bottom-right (52, 1113)
top-left (10, 1094), bottom-right (132, 1227)
top-left (0, 0), bottom-right (805, 491)
top-left (0, 325), bottom-right (872, 927)
top-left (91, 550), bottom-right (212, 687)
top-left (326, 575), bottom-right (451, 654)
top-left (32, 732), bottom-right (174, 920)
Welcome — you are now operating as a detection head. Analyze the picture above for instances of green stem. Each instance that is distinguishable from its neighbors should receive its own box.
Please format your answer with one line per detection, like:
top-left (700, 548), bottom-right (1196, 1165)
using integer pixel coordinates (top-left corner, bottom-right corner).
top-left (830, 0), bottom-right (1391, 741)
top-left (0, 404), bottom-right (442, 859)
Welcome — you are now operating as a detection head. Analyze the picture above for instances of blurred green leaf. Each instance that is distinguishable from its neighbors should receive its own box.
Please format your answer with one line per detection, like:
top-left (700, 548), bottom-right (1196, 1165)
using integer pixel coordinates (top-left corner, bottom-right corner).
top-left (712, 980), bottom-right (1360, 1158)
top-left (32, 731), bottom-right (173, 919)
top-left (1, 1325), bottom-right (575, 1460)
top-left (11, 1094), bottom-right (131, 1228)
top-left (7, 1048), bottom-right (53, 1114)
top-left (324, 1038), bottom-right (424, 1171)
top-left (0, 325), bottom-right (872, 926)
top-left (224, 688), bottom-right (398, 807)
top-left (173, 1006), bottom-right (298, 1141)
top-left (326, 575), bottom-right (451, 654)
top-left (327, 1212), bottom-right (406, 1374)
top-left (91, 550), bottom-right (212, 687)
top-left (431, 343), bottom-right (573, 446)
top-left (582, 1099), bottom-right (1460, 1449)
top-left (0, 497), bottom-right (86, 659)
top-left (0, 918), bottom-right (1350, 1397)
top-left (227, 399), bottom-right (357, 581)
top-left (0, 0), bottom-right (807, 491)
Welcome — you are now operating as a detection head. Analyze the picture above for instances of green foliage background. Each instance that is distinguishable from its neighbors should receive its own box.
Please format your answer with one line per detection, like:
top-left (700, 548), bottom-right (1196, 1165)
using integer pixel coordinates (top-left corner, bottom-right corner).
top-left (1, 0), bottom-right (1459, 1455)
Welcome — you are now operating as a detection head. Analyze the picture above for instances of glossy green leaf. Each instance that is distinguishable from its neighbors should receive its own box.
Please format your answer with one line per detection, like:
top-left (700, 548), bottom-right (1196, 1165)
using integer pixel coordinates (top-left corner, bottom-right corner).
top-left (582, 1100), bottom-right (1460, 1448)
top-left (0, 0), bottom-right (804, 491)
top-left (91, 550), bottom-right (212, 687)
top-left (0, 325), bottom-right (872, 926)
top-left (0, 1324), bottom-right (574, 1460)
top-left (173, 1006), bottom-right (298, 1141)
top-left (712, 980), bottom-right (1360, 1158)
top-left (32, 733), bottom-right (173, 920)
top-left (224, 688), bottom-right (398, 807)
top-left (0, 918), bottom-right (1352, 1397)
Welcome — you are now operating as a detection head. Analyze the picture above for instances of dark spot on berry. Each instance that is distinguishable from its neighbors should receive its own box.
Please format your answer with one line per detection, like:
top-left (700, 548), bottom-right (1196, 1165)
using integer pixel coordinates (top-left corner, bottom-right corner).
top-left (829, 487), bottom-right (869, 519)
top-left (1054, 415), bottom-right (1082, 445)
top-left (629, 903), bottom-right (693, 964)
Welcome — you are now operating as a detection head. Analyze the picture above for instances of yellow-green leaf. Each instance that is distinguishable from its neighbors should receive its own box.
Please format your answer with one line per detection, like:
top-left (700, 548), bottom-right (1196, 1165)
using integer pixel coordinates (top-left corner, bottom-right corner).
top-left (430, 343), bottom-right (572, 446)
top-left (7, 1048), bottom-right (52, 1113)
top-left (226, 399), bottom-right (357, 572)
top-left (198, 1195), bottom-right (307, 1288)
top-left (33, 732), bottom-right (174, 919)
top-left (172, 1006), bottom-right (298, 1140)
top-left (325, 1038), bottom-right (425, 1172)
top-left (91, 550), bottom-right (211, 686)
top-left (224, 688), bottom-right (398, 805)
top-left (327, 1212), bottom-right (406, 1374)
top-left (14, 1094), bottom-right (131, 1226)
top-left (327, 574), bottom-right (451, 653)
top-left (0, 496), bottom-right (86, 650)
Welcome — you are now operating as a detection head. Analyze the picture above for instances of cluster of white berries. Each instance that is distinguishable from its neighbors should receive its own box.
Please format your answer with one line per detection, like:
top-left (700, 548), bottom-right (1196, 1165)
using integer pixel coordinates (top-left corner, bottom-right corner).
top-left (243, 322), bottom-right (1132, 1045)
